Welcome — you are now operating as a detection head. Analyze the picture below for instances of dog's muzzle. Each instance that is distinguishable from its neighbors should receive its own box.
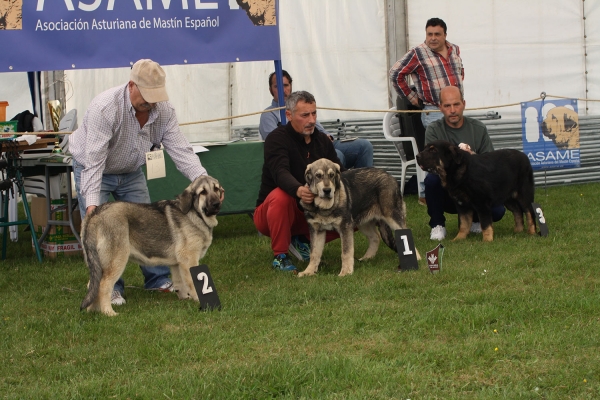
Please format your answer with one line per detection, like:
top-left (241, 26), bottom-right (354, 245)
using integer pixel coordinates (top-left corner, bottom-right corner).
top-left (203, 200), bottom-right (222, 217)
top-left (320, 188), bottom-right (332, 198)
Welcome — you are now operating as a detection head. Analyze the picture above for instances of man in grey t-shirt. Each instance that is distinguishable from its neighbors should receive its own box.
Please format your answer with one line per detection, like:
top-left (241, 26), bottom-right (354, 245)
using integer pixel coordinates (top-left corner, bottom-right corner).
top-left (423, 86), bottom-right (505, 240)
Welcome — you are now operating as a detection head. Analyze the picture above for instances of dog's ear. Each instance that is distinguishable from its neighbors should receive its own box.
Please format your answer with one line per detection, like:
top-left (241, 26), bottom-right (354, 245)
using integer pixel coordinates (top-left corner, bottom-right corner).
top-left (178, 187), bottom-right (194, 214)
top-left (304, 164), bottom-right (313, 185)
top-left (333, 162), bottom-right (341, 187)
top-left (449, 145), bottom-right (464, 164)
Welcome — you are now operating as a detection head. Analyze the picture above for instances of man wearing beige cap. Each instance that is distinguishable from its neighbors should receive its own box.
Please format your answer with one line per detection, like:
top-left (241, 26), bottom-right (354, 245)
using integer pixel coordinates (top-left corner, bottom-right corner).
top-left (70, 59), bottom-right (208, 306)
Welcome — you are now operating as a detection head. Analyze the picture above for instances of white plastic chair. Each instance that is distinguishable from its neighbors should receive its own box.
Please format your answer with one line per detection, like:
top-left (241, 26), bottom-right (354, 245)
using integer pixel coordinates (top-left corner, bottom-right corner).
top-left (382, 107), bottom-right (426, 195)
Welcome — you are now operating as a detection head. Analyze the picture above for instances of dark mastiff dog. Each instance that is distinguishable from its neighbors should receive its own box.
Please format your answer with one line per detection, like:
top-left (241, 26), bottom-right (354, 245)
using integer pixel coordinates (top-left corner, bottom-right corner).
top-left (416, 140), bottom-right (536, 241)
top-left (299, 158), bottom-right (420, 277)
top-left (80, 175), bottom-right (223, 316)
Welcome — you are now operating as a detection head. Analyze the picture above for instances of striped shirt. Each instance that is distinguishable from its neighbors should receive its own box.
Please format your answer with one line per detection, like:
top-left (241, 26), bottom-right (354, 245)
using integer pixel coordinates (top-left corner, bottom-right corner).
top-left (390, 41), bottom-right (464, 107)
top-left (69, 84), bottom-right (206, 207)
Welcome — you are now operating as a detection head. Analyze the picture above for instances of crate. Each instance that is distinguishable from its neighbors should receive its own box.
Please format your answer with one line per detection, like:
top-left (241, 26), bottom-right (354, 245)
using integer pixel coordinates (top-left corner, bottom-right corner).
top-left (30, 197), bottom-right (82, 258)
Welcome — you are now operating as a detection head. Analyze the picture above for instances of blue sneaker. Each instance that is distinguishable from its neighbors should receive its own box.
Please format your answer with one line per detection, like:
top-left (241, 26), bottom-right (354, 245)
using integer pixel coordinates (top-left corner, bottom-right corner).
top-left (289, 235), bottom-right (311, 261)
top-left (272, 254), bottom-right (298, 272)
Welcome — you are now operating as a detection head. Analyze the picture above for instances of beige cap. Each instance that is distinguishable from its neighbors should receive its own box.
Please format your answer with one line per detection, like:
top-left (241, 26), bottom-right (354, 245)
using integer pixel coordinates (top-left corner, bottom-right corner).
top-left (130, 59), bottom-right (169, 103)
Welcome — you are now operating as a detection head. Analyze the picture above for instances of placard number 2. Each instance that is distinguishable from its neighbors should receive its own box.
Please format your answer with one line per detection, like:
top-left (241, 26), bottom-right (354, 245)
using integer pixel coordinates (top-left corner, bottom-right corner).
top-left (400, 235), bottom-right (413, 256)
top-left (196, 272), bottom-right (214, 294)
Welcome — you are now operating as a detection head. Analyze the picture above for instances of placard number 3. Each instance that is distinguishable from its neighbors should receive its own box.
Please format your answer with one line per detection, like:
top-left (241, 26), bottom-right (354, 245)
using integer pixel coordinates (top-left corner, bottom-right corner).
top-left (535, 207), bottom-right (546, 223)
top-left (196, 272), bottom-right (214, 294)
top-left (400, 235), bottom-right (413, 256)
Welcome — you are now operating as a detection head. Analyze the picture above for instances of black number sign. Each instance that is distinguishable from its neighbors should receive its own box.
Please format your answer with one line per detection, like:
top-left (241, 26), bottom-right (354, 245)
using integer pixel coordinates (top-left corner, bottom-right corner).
top-left (190, 265), bottom-right (221, 311)
top-left (395, 229), bottom-right (419, 271)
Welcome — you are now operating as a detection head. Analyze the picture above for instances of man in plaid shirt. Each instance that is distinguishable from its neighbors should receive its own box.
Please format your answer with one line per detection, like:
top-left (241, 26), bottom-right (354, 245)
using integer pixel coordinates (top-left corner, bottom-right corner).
top-left (389, 17), bottom-right (464, 129)
top-left (390, 17), bottom-right (464, 204)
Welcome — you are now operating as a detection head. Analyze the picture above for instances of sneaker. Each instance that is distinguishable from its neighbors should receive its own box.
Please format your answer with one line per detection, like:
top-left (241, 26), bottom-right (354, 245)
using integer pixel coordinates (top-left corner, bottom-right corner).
top-left (157, 281), bottom-right (175, 293)
top-left (288, 235), bottom-right (311, 261)
top-left (111, 290), bottom-right (126, 306)
top-left (470, 222), bottom-right (482, 233)
top-left (272, 254), bottom-right (298, 272)
top-left (430, 225), bottom-right (446, 241)
top-left (147, 281), bottom-right (175, 293)
top-left (418, 197), bottom-right (427, 206)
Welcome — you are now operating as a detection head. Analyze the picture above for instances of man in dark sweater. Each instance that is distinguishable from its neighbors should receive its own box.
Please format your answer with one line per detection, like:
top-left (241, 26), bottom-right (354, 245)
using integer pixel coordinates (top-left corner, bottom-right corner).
top-left (254, 91), bottom-right (343, 271)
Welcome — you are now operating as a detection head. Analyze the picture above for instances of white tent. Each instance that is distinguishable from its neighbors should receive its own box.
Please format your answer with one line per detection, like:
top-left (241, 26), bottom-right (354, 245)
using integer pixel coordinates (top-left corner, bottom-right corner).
top-left (2, 0), bottom-right (599, 141)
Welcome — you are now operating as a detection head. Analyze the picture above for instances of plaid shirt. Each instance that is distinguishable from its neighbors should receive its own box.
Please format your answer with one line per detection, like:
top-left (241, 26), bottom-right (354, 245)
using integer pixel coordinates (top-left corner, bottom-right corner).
top-left (69, 84), bottom-right (206, 207)
top-left (390, 41), bottom-right (464, 107)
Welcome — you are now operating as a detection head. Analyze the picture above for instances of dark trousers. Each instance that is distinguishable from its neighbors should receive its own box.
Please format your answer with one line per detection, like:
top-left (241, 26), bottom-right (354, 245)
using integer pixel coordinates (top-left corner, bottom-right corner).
top-left (424, 173), bottom-right (506, 228)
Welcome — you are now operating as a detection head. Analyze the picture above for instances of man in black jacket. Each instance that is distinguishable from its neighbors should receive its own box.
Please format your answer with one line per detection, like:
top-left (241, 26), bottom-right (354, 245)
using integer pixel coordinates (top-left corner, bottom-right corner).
top-left (254, 91), bottom-right (343, 272)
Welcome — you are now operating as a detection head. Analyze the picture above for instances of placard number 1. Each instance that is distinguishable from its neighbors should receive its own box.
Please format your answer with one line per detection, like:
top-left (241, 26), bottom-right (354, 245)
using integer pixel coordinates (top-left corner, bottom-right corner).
top-left (197, 272), bottom-right (214, 294)
top-left (400, 235), bottom-right (413, 255)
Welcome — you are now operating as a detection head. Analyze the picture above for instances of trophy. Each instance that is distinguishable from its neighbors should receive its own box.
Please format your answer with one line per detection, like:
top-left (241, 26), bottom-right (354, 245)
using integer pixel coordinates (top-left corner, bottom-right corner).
top-left (47, 100), bottom-right (63, 153)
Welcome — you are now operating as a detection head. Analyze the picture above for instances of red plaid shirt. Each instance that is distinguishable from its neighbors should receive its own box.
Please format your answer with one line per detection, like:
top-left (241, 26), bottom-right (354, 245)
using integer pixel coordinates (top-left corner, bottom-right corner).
top-left (390, 41), bottom-right (464, 107)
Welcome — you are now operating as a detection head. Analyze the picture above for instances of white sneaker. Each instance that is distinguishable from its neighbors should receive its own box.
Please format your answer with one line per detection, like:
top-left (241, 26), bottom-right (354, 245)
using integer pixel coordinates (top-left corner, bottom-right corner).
top-left (111, 290), bottom-right (126, 306)
top-left (430, 225), bottom-right (446, 241)
top-left (470, 222), bottom-right (482, 233)
top-left (147, 281), bottom-right (175, 293)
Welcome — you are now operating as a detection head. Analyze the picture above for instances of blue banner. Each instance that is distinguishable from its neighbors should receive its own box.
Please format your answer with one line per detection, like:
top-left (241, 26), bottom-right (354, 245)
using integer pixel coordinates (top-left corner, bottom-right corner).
top-left (521, 98), bottom-right (580, 171)
top-left (0, 0), bottom-right (280, 72)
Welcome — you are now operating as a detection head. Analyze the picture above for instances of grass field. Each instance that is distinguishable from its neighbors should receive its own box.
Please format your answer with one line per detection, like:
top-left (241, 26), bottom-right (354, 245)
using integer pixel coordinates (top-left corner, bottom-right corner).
top-left (1, 182), bottom-right (600, 399)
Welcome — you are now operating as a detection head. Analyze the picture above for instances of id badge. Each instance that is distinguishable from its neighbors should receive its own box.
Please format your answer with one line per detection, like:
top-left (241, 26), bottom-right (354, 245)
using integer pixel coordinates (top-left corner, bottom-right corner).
top-left (145, 149), bottom-right (166, 180)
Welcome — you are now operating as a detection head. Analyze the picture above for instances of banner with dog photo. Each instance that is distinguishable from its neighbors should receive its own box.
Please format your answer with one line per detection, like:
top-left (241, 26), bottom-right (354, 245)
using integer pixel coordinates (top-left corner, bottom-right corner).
top-left (0, 0), bottom-right (280, 72)
top-left (521, 98), bottom-right (580, 171)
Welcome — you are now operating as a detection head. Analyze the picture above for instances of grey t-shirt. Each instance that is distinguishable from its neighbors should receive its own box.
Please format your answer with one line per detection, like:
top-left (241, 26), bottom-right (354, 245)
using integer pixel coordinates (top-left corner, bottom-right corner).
top-left (425, 116), bottom-right (494, 154)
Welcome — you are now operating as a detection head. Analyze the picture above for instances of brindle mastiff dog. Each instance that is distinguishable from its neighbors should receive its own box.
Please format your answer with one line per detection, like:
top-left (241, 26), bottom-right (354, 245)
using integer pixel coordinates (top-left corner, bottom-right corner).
top-left (299, 158), bottom-right (420, 277)
top-left (80, 175), bottom-right (223, 316)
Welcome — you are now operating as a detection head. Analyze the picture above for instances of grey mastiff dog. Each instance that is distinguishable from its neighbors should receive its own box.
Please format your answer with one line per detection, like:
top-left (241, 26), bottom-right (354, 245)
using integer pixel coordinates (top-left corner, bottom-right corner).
top-left (80, 175), bottom-right (223, 316)
top-left (299, 158), bottom-right (420, 277)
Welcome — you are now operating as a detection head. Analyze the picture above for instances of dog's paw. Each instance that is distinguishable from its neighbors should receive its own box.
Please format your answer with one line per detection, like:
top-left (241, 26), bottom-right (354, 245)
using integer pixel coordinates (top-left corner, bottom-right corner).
top-left (177, 291), bottom-right (194, 300)
top-left (297, 270), bottom-right (315, 278)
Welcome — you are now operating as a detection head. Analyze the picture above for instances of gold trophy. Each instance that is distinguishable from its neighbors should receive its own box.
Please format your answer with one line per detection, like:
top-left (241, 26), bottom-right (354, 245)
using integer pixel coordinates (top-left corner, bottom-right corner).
top-left (47, 100), bottom-right (63, 153)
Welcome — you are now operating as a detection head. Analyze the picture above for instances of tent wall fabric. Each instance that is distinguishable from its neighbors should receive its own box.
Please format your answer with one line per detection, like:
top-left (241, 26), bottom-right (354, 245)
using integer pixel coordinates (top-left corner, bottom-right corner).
top-left (2, 0), bottom-right (599, 142)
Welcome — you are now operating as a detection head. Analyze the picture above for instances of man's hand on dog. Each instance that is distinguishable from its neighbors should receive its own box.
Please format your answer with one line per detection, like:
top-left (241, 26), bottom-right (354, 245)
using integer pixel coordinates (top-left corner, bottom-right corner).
top-left (459, 142), bottom-right (475, 154)
top-left (297, 185), bottom-right (315, 204)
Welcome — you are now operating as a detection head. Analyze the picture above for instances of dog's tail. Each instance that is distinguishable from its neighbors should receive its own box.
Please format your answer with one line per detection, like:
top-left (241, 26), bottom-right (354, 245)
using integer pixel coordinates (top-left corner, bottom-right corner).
top-left (379, 222), bottom-right (397, 252)
top-left (80, 229), bottom-right (103, 311)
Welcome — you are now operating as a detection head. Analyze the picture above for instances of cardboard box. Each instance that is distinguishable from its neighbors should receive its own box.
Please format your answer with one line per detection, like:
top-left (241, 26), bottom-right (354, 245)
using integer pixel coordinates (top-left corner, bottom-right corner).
top-left (0, 101), bottom-right (8, 121)
top-left (30, 197), bottom-right (82, 258)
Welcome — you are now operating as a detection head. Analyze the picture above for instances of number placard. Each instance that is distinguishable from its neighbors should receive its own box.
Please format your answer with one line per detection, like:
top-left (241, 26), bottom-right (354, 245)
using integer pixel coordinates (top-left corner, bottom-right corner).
top-left (532, 202), bottom-right (549, 237)
top-left (394, 229), bottom-right (419, 271)
top-left (190, 265), bottom-right (221, 311)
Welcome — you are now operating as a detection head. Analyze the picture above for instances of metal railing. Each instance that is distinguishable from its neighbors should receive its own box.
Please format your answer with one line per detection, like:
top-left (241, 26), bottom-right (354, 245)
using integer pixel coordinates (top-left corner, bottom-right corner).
top-left (231, 113), bottom-right (600, 188)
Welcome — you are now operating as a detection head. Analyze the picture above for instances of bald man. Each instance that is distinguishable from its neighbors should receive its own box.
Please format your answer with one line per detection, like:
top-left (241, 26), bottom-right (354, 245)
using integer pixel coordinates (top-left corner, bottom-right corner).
top-left (423, 86), bottom-right (505, 240)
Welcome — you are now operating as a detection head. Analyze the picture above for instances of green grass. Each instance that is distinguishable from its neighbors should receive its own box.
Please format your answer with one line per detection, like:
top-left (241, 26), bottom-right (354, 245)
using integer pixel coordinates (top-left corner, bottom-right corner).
top-left (1, 183), bottom-right (600, 399)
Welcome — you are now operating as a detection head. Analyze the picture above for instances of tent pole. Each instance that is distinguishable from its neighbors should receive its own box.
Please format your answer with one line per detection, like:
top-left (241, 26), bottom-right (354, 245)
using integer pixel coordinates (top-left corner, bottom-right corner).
top-left (274, 60), bottom-right (286, 125)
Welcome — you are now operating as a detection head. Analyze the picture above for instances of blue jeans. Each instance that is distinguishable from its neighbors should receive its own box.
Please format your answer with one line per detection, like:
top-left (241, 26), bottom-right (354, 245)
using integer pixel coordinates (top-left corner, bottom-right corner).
top-left (419, 105), bottom-right (443, 198)
top-left (333, 138), bottom-right (373, 169)
top-left (73, 160), bottom-right (171, 295)
top-left (421, 104), bottom-right (443, 128)
top-left (424, 173), bottom-right (505, 228)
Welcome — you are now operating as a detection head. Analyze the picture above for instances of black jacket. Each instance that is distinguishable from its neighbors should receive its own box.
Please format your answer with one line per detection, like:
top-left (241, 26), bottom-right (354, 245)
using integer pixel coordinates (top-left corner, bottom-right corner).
top-left (256, 122), bottom-right (343, 207)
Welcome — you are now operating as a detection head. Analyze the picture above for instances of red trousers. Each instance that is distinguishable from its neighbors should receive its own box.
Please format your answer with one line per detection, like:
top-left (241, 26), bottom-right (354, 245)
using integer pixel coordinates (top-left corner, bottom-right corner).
top-left (253, 188), bottom-right (338, 255)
